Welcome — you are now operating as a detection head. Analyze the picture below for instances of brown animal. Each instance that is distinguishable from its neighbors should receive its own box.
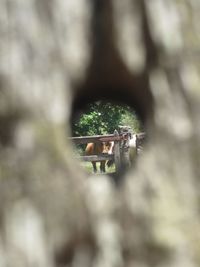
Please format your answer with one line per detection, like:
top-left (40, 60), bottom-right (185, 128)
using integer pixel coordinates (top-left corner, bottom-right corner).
top-left (85, 141), bottom-right (114, 173)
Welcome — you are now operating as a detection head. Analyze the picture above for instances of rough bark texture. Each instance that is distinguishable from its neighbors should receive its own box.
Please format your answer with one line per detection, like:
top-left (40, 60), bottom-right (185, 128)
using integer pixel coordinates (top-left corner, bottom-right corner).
top-left (0, 0), bottom-right (200, 266)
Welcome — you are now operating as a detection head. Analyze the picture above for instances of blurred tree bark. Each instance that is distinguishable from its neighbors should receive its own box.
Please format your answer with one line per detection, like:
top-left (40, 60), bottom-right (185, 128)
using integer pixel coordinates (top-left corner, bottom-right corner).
top-left (0, 0), bottom-right (200, 267)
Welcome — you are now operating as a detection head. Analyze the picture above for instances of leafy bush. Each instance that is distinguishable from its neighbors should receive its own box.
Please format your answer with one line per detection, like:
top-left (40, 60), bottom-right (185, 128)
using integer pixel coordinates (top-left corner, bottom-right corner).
top-left (72, 101), bottom-right (142, 137)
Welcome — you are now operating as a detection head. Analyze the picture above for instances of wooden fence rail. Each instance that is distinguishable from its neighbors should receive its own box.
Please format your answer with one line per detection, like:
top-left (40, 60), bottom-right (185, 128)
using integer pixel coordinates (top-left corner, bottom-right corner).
top-left (80, 154), bottom-right (114, 162)
top-left (70, 130), bottom-right (123, 174)
top-left (70, 128), bottom-right (146, 175)
top-left (68, 133), bottom-right (123, 145)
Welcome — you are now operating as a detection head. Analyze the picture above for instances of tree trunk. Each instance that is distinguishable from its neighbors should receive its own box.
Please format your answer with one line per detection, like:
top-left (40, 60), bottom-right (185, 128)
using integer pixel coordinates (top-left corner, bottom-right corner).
top-left (0, 0), bottom-right (200, 266)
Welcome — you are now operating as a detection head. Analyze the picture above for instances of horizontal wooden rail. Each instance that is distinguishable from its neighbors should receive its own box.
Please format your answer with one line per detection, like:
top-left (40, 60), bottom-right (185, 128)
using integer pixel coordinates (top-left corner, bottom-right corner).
top-left (69, 134), bottom-right (123, 144)
top-left (69, 129), bottom-right (146, 174)
top-left (80, 154), bottom-right (114, 162)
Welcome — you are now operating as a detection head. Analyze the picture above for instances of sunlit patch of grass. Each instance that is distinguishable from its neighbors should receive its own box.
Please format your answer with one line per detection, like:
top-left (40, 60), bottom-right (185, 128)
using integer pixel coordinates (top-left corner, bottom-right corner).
top-left (80, 161), bottom-right (115, 174)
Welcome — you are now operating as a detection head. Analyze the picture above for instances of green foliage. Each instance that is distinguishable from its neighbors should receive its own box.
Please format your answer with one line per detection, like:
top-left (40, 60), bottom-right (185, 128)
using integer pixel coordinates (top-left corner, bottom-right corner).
top-left (72, 101), bottom-right (142, 137)
top-left (120, 109), bottom-right (142, 133)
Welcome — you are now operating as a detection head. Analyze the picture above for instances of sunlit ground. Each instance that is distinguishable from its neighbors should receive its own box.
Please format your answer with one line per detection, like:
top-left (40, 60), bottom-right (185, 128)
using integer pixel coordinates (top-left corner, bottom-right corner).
top-left (80, 161), bottom-right (116, 174)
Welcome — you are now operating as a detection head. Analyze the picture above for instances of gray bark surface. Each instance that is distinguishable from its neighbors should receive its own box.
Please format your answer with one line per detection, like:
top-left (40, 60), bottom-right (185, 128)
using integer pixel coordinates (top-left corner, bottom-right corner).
top-left (0, 0), bottom-right (200, 266)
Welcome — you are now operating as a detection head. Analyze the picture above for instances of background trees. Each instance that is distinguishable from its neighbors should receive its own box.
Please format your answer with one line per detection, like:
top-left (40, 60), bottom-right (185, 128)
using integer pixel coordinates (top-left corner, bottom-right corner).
top-left (72, 101), bottom-right (142, 137)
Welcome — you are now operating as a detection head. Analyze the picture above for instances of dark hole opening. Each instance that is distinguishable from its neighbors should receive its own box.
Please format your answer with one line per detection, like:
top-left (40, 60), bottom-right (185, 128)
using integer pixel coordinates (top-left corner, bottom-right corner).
top-left (71, 83), bottom-right (153, 124)
top-left (70, 86), bottom-right (151, 183)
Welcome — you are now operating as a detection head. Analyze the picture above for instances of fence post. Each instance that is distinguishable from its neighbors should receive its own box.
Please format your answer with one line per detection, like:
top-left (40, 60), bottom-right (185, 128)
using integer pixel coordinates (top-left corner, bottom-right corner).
top-left (136, 134), bottom-right (139, 155)
top-left (119, 126), bottom-right (132, 169)
top-left (114, 130), bottom-right (121, 174)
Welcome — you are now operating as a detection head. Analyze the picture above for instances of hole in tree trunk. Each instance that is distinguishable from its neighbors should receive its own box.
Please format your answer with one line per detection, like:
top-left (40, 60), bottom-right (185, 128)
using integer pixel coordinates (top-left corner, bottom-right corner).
top-left (70, 88), bottom-right (151, 183)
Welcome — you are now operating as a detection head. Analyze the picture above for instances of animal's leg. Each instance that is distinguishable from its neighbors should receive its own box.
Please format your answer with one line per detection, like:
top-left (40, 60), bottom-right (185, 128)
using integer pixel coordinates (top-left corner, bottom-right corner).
top-left (92, 162), bottom-right (97, 173)
top-left (100, 161), bottom-right (106, 173)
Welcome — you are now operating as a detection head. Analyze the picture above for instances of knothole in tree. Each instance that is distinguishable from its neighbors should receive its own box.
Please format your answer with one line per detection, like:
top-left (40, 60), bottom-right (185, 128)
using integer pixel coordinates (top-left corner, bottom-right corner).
top-left (69, 82), bottom-right (153, 183)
